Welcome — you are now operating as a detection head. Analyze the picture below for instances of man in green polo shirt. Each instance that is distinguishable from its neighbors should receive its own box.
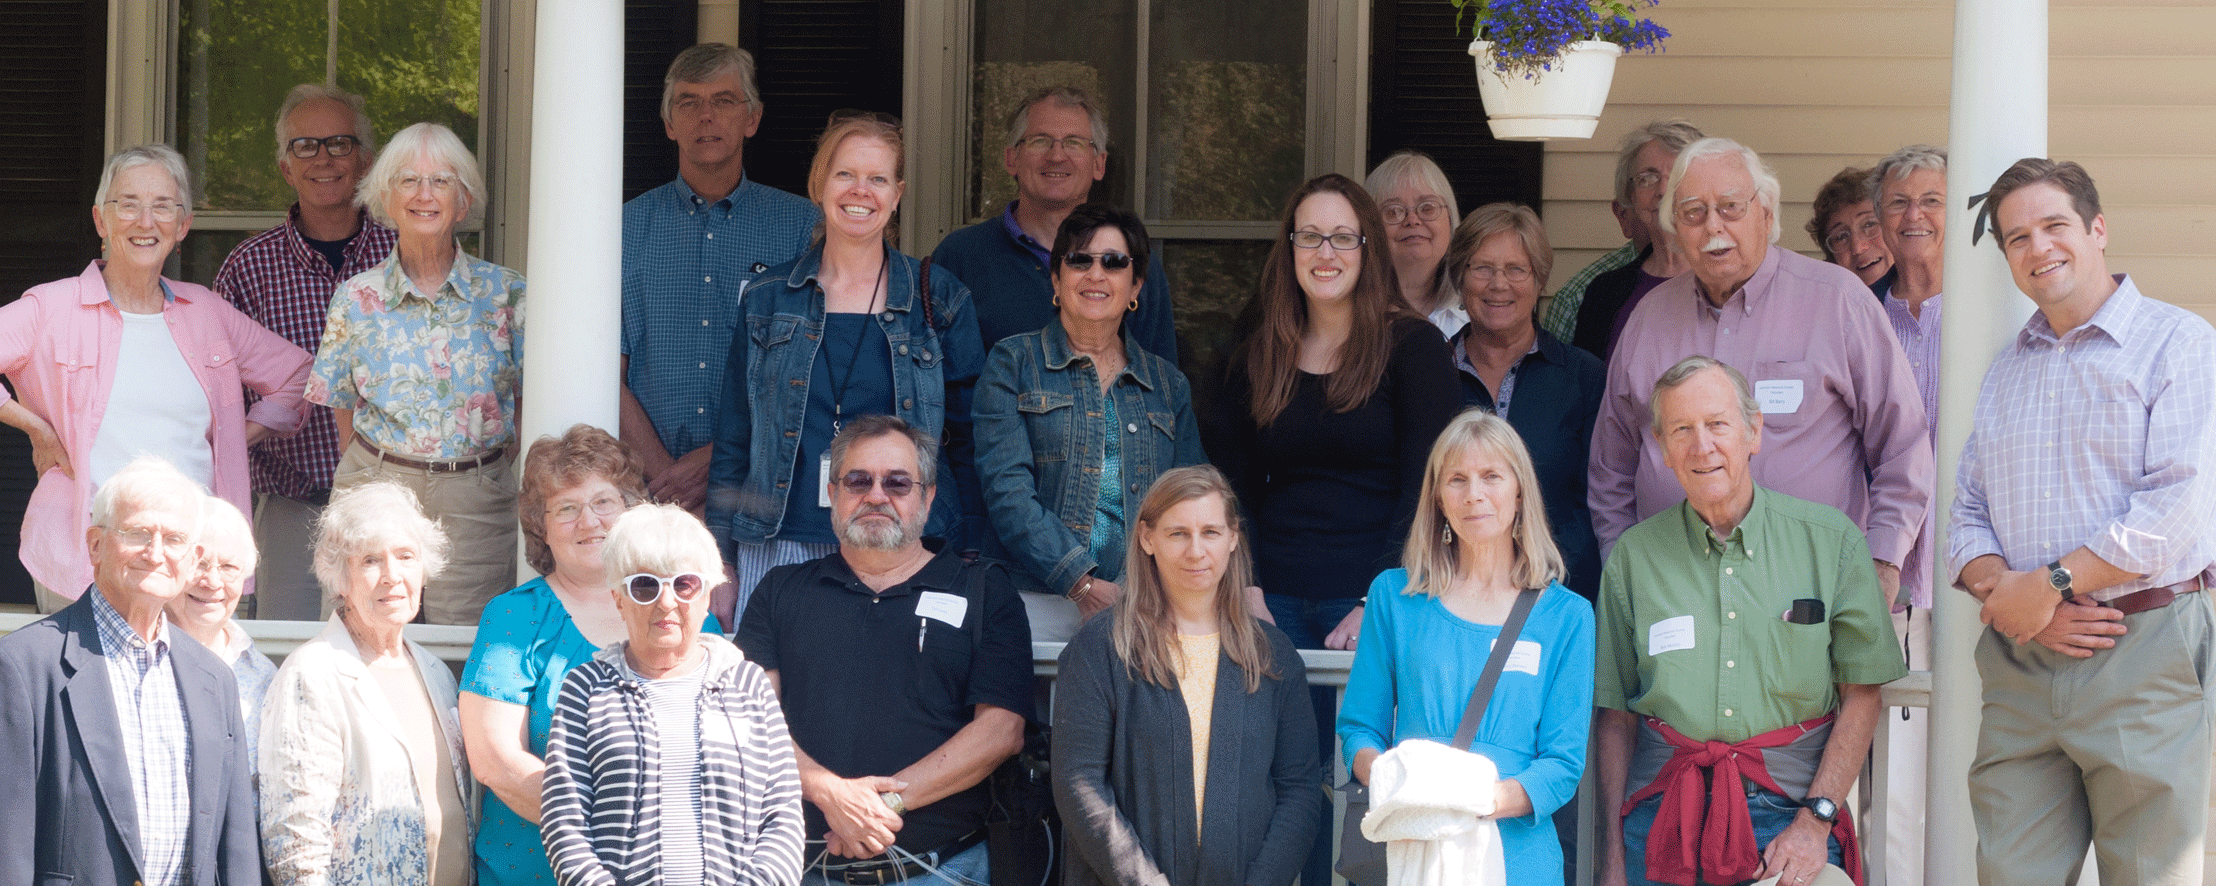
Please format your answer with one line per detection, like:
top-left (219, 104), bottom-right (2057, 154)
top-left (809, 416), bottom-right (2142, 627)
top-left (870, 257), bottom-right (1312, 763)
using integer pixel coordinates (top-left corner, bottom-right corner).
top-left (1592, 355), bottom-right (1904, 886)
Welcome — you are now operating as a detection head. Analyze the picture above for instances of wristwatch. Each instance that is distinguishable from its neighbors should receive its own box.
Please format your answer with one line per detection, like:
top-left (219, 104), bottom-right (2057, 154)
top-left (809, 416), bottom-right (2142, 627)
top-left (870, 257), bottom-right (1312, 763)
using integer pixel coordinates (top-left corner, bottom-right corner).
top-left (880, 791), bottom-right (907, 815)
top-left (1802, 796), bottom-right (1839, 824)
top-left (2048, 560), bottom-right (2076, 603)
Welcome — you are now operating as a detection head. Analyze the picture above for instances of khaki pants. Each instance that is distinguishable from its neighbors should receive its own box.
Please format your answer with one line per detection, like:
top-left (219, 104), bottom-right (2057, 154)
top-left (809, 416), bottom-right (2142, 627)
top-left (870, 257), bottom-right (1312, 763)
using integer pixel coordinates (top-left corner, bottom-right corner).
top-left (250, 492), bottom-right (328, 621)
top-left (1972, 592), bottom-right (2215, 886)
top-left (32, 580), bottom-right (71, 614)
top-left (333, 443), bottom-right (517, 627)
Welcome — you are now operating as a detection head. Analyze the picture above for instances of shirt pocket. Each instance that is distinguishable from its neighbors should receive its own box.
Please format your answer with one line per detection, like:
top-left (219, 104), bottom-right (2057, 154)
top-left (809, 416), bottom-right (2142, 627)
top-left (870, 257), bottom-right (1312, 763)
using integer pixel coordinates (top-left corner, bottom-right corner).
top-left (1018, 390), bottom-right (1075, 464)
top-left (2085, 395), bottom-right (2150, 475)
top-left (1750, 360), bottom-right (1821, 433)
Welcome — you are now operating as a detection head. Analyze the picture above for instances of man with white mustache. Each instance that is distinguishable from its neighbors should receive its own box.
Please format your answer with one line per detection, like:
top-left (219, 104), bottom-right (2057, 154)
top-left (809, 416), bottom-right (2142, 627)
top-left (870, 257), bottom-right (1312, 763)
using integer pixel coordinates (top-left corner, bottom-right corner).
top-left (1589, 138), bottom-right (1935, 617)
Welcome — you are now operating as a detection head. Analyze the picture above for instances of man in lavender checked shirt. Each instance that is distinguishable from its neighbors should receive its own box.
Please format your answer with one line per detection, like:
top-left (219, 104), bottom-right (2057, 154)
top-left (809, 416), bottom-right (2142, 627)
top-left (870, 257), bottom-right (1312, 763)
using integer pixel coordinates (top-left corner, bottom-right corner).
top-left (1951, 158), bottom-right (2216, 886)
top-left (1589, 137), bottom-right (1935, 608)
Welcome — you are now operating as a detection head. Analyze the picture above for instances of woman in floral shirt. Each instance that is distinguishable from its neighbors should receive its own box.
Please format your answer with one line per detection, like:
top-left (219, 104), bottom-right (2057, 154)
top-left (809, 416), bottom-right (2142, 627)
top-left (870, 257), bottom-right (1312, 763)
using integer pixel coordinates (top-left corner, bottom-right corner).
top-left (310, 121), bottom-right (525, 626)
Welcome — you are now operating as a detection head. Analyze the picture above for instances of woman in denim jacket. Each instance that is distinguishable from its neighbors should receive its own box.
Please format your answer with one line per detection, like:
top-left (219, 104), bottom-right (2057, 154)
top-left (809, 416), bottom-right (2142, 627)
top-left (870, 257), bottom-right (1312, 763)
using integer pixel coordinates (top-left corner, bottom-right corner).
top-left (706, 113), bottom-right (984, 614)
top-left (974, 203), bottom-right (1206, 641)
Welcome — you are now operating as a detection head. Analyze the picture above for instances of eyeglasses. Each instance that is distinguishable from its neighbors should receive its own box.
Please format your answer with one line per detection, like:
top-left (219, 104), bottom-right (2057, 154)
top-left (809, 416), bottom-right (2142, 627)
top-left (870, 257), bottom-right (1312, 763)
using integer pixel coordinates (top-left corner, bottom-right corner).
top-left (1824, 216), bottom-right (1884, 255)
top-left (838, 471), bottom-right (917, 498)
top-left (547, 493), bottom-right (629, 524)
top-left (1674, 197), bottom-right (1755, 229)
top-left (396, 172), bottom-right (459, 194)
top-left (104, 199), bottom-right (185, 222)
top-left (1016, 135), bottom-right (1097, 156)
top-left (1290, 231), bottom-right (1364, 251)
top-left (287, 134), bottom-right (363, 159)
top-left (1630, 170), bottom-right (1666, 192)
top-left (197, 559), bottom-right (246, 585)
top-left (1061, 251), bottom-right (1132, 272)
top-left (673, 94), bottom-right (747, 117)
top-left (1380, 201), bottom-right (1447, 225)
top-left (1464, 264), bottom-right (1534, 284)
top-left (1882, 194), bottom-right (1948, 218)
top-left (623, 572), bottom-right (709, 605)
top-left (831, 108), bottom-right (902, 130)
top-left (105, 525), bottom-right (190, 554)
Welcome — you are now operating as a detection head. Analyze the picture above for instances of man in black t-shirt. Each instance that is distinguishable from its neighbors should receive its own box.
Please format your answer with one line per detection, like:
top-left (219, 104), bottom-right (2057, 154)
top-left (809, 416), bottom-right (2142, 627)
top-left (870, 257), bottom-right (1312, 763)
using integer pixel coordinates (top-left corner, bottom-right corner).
top-left (737, 414), bottom-right (1033, 884)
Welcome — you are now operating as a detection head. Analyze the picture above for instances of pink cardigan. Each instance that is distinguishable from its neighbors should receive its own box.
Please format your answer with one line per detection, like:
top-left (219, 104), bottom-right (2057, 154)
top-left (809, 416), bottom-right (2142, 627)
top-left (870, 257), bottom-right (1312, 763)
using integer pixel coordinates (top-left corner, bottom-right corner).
top-left (0, 261), bottom-right (312, 598)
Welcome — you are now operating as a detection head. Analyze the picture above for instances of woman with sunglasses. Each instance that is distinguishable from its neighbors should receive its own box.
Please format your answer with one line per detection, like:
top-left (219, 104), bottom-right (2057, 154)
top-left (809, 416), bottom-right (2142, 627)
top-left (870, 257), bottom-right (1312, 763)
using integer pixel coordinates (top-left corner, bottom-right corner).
top-left (458, 425), bottom-right (723, 886)
top-left (541, 503), bottom-right (805, 886)
top-left (974, 202), bottom-right (1206, 641)
top-left (707, 111), bottom-right (985, 616)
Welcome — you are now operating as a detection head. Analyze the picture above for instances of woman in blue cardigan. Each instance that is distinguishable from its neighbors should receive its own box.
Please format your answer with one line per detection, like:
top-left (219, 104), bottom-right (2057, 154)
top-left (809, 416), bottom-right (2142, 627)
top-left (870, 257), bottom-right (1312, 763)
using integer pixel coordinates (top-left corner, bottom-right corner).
top-left (1338, 409), bottom-right (1597, 885)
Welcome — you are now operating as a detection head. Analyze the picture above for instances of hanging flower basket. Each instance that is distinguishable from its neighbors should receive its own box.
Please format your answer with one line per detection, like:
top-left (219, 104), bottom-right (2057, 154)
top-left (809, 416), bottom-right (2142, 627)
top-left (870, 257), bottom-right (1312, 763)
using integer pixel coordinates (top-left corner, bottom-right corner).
top-left (1468, 39), bottom-right (1623, 141)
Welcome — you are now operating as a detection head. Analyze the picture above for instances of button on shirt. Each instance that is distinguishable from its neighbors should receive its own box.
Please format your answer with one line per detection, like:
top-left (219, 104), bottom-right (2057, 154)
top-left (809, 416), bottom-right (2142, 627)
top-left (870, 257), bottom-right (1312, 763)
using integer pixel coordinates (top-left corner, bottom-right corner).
top-left (1595, 487), bottom-right (1905, 742)
top-left (1948, 276), bottom-right (2216, 600)
top-left (621, 177), bottom-right (819, 460)
top-left (91, 591), bottom-right (193, 886)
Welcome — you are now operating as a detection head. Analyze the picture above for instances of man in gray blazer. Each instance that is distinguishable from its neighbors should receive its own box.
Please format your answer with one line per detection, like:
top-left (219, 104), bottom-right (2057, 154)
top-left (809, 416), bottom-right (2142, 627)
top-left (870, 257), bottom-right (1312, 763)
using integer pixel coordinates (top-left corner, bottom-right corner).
top-left (0, 457), bottom-right (260, 886)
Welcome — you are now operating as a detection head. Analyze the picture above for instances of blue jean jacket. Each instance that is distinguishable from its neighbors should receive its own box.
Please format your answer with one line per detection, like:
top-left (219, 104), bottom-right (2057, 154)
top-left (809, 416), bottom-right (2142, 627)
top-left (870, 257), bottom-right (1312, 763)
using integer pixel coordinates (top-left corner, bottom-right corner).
top-left (706, 242), bottom-right (985, 559)
top-left (974, 321), bottom-right (1204, 596)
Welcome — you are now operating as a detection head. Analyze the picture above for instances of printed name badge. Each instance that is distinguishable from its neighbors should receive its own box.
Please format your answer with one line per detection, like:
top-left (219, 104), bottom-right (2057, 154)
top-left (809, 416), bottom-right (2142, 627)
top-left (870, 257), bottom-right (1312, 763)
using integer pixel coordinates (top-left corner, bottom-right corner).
top-left (818, 453), bottom-right (834, 508)
top-left (915, 591), bottom-right (969, 629)
top-left (1487, 639), bottom-right (1542, 676)
top-left (1648, 615), bottom-right (1696, 657)
top-left (1754, 379), bottom-right (1804, 415)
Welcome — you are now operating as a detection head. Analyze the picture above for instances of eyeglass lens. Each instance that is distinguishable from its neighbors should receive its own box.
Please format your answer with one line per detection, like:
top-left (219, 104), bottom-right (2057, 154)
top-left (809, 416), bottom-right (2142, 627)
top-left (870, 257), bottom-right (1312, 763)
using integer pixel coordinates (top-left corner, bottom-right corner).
top-left (625, 573), bottom-right (706, 604)
top-left (1063, 252), bottom-right (1132, 272)
top-left (840, 471), bottom-right (916, 497)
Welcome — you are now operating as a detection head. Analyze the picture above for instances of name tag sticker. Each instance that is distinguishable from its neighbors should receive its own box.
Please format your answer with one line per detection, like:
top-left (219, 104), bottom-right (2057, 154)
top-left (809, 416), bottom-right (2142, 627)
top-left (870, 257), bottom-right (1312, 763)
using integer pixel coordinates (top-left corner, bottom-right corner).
top-left (1649, 615), bottom-right (1696, 656)
top-left (1754, 379), bottom-right (1804, 414)
top-left (915, 591), bottom-right (969, 629)
top-left (818, 453), bottom-right (834, 508)
top-left (1492, 639), bottom-right (1542, 676)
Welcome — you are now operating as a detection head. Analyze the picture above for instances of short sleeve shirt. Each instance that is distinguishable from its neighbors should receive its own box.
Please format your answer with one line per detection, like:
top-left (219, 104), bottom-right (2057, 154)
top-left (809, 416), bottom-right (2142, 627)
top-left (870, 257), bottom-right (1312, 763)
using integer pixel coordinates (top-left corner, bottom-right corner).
top-left (1595, 487), bottom-right (1905, 742)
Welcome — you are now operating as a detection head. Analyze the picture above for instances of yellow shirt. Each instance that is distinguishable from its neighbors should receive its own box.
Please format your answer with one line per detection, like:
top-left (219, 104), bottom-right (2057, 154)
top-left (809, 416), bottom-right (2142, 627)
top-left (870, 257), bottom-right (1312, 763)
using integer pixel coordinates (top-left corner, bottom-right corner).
top-left (1174, 632), bottom-right (1221, 836)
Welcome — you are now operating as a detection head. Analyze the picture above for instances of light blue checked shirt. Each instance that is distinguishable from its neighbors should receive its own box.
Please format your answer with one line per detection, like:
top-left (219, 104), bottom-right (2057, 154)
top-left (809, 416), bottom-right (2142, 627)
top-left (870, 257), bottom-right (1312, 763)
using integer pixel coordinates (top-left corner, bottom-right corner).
top-left (621, 176), bottom-right (820, 461)
top-left (1949, 275), bottom-right (2216, 599)
top-left (92, 591), bottom-right (193, 886)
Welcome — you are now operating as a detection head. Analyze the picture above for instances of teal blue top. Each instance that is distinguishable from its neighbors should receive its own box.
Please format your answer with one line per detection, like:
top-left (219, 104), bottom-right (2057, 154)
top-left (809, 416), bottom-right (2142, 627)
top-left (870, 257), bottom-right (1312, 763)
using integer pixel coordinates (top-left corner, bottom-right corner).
top-left (459, 577), bottom-right (722, 886)
top-left (1088, 395), bottom-right (1126, 582)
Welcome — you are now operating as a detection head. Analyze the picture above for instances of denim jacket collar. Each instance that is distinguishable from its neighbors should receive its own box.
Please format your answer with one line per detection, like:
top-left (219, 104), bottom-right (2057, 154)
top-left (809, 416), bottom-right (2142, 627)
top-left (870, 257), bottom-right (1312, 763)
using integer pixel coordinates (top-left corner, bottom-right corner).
top-left (1039, 319), bottom-right (1159, 392)
top-left (770, 241), bottom-right (925, 317)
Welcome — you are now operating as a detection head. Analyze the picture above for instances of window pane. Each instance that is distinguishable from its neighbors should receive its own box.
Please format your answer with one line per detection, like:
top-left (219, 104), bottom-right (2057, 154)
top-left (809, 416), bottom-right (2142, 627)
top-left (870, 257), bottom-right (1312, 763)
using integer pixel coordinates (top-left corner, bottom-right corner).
top-left (971, 0), bottom-right (1139, 220)
top-left (178, 0), bottom-right (482, 212)
top-left (1145, 0), bottom-right (1307, 222)
top-left (1160, 238), bottom-right (1272, 420)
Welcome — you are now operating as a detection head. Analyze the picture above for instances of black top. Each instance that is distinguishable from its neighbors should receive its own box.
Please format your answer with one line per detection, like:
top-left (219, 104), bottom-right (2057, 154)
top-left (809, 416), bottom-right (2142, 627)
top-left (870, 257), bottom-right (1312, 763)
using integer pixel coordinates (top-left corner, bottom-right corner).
top-left (1455, 327), bottom-right (1608, 600)
top-left (735, 544), bottom-right (1035, 860)
top-left (302, 233), bottom-right (355, 274)
top-left (1207, 316), bottom-right (1462, 600)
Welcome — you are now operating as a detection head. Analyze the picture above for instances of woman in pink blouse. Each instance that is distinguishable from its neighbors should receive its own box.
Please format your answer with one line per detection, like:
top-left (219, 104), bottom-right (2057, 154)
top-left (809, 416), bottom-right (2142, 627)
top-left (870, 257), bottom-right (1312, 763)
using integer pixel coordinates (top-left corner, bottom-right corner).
top-left (0, 144), bottom-right (312, 611)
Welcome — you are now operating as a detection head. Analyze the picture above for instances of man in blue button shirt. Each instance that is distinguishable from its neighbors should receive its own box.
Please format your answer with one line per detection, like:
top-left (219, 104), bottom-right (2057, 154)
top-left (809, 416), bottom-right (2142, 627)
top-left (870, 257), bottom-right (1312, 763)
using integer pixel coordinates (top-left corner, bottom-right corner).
top-left (621, 43), bottom-right (820, 528)
top-left (929, 86), bottom-right (1178, 363)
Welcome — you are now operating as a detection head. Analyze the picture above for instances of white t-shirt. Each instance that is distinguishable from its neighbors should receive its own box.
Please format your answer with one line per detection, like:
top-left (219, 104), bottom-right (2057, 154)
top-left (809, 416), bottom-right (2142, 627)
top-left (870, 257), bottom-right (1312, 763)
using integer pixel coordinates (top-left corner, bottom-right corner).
top-left (90, 308), bottom-right (214, 489)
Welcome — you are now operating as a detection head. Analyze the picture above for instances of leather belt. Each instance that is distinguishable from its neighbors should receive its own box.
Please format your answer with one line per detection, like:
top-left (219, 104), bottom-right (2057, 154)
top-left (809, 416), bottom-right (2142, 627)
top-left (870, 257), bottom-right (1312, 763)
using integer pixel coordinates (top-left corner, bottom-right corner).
top-left (821, 830), bottom-right (986, 885)
top-left (2101, 576), bottom-right (2207, 616)
top-left (354, 438), bottom-right (503, 474)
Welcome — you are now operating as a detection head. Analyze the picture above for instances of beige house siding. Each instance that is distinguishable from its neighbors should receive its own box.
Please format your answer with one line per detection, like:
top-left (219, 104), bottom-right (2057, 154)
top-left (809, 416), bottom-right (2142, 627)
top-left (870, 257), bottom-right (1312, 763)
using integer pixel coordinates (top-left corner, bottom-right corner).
top-left (1537, 0), bottom-right (2216, 323)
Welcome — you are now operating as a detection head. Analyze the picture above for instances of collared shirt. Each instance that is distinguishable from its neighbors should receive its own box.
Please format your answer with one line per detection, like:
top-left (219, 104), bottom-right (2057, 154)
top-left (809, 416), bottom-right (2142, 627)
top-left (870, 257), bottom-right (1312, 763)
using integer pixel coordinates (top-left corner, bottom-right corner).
top-left (1539, 239), bottom-right (1639, 343)
top-left (1882, 291), bottom-right (1942, 608)
top-left (213, 205), bottom-right (397, 498)
top-left (1453, 334), bottom-right (1539, 418)
top-left (92, 591), bottom-right (193, 886)
top-left (1590, 246), bottom-right (1936, 574)
top-left (928, 202), bottom-right (1180, 362)
top-left (216, 619), bottom-right (280, 782)
top-left (308, 249), bottom-right (526, 458)
top-left (1595, 487), bottom-right (1906, 742)
top-left (621, 176), bottom-right (819, 461)
top-left (1454, 327), bottom-right (1608, 597)
top-left (1948, 275), bottom-right (2216, 599)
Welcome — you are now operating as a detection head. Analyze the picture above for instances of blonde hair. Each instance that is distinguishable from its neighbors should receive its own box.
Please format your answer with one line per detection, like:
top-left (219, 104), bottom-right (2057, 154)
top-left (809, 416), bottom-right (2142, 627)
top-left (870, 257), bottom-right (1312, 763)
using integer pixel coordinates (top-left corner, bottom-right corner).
top-left (1401, 410), bottom-right (1566, 596)
top-left (1113, 466), bottom-right (1276, 693)
top-left (602, 504), bottom-right (728, 588)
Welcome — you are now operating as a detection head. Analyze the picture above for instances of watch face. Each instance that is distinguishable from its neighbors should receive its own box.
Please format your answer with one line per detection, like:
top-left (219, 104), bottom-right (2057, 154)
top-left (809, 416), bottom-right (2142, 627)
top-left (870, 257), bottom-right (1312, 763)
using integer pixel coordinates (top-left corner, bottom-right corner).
top-left (2050, 566), bottom-right (2071, 591)
top-left (1806, 797), bottom-right (1837, 821)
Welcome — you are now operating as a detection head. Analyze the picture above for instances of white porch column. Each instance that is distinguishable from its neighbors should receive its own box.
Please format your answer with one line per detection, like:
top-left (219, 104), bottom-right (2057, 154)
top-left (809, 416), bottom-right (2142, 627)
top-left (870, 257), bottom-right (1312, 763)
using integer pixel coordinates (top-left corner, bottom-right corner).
top-left (1929, 1), bottom-right (2046, 883)
top-left (520, 1), bottom-right (625, 450)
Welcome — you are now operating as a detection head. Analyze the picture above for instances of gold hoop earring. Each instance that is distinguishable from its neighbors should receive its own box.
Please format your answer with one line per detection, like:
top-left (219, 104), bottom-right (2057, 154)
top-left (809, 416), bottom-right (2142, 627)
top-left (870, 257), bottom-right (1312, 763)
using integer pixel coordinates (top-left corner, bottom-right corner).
top-left (1127, 298), bottom-right (1139, 312)
top-left (1052, 293), bottom-right (1061, 307)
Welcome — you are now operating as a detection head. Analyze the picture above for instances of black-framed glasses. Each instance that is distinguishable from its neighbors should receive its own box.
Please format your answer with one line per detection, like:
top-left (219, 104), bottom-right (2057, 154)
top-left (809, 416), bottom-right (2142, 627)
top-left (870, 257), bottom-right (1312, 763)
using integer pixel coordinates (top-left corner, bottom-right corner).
top-left (287, 135), bottom-right (363, 159)
top-left (546, 493), bottom-right (630, 524)
top-left (623, 572), bottom-right (708, 605)
top-left (1290, 231), bottom-right (1363, 251)
top-left (1380, 201), bottom-right (1447, 225)
top-left (1016, 134), bottom-right (1098, 155)
top-left (1062, 251), bottom-right (1132, 272)
top-left (838, 471), bottom-right (916, 498)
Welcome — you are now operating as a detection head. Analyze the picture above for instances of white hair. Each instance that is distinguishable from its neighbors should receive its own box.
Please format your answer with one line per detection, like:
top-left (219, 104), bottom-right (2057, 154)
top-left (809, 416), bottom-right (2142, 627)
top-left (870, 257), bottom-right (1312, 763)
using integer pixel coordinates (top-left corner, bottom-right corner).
top-left (93, 145), bottom-right (194, 211)
top-left (602, 504), bottom-right (727, 587)
top-left (311, 481), bottom-right (450, 600)
top-left (355, 122), bottom-right (487, 228)
top-left (90, 456), bottom-right (206, 532)
top-left (195, 495), bottom-right (259, 575)
top-left (1365, 150), bottom-right (1462, 231)
top-left (1866, 144), bottom-right (1948, 205)
top-left (1662, 137), bottom-right (1783, 244)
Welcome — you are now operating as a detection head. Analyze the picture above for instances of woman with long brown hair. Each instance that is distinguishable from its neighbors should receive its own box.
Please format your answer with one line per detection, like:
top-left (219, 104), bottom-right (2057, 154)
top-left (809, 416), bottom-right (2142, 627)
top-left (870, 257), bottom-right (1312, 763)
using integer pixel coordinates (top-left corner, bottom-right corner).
top-left (1053, 465), bottom-right (1321, 886)
top-left (1206, 173), bottom-right (1461, 651)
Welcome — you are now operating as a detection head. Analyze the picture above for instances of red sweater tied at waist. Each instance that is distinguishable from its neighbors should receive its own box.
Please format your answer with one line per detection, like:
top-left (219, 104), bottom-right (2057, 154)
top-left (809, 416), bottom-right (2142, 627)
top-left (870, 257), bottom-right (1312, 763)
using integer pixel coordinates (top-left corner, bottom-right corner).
top-left (1619, 712), bottom-right (1861, 886)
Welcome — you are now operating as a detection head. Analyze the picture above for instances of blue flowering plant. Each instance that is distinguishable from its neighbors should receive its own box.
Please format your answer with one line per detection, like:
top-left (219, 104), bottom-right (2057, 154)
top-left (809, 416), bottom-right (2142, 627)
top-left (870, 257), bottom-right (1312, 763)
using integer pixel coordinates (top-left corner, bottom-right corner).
top-left (1454, 0), bottom-right (1671, 80)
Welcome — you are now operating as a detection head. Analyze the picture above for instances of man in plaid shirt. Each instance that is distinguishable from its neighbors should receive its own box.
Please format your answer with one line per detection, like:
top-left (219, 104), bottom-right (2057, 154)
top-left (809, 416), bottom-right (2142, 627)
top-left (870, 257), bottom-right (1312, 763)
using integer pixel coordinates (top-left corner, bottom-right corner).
top-left (212, 84), bottom-right (396, 620)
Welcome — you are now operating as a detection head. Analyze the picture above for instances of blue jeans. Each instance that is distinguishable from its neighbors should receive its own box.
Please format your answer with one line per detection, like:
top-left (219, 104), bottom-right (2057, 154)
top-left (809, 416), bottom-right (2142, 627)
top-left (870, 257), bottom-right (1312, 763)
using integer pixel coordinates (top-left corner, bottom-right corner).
top-left (1621, 788), bottom-right (1843, 886)
top-left (802, 841), bottom-right (989, 886)
top-left (1264, 592), bottom-right (1361, 886)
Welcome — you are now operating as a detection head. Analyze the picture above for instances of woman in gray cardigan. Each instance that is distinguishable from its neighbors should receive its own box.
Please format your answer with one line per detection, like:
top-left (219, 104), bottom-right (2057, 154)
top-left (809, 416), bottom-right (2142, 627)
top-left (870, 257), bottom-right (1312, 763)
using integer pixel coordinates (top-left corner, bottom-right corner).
top-left (1052, 465), bottom-right (1324, 886)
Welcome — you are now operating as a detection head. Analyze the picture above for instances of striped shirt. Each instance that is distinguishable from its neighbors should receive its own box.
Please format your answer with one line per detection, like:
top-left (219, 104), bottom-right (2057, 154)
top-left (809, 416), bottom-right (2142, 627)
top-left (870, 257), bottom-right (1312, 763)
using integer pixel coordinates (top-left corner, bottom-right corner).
top-left (641, 665), bottom-right (707, 886)
top-left (211, 206), bottom-right (397, 498)
top-left (1948, 275), bottom-right (2216, 599)
top-left (542, 634), bottom-right (805, 886)
top-left (92, 591), bottom-right (193, 886)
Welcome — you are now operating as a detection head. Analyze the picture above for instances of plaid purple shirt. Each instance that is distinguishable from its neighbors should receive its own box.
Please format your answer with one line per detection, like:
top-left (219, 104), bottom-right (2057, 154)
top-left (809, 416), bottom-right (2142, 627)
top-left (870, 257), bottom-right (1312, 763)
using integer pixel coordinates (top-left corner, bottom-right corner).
top-left (1882, 291), bottom-right (1941, 608)
top-left (211, 206), bottom-right (396, 499)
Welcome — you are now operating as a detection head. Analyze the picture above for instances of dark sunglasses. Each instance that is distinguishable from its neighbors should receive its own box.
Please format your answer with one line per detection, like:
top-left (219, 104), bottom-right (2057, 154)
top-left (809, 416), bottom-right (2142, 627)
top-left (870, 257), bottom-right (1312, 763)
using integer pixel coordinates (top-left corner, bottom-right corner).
top-left (623, 572), bottom-right (708, 605)
top-left (839, 471), bottom-right (917, 497)
top-left (1062, 251), bottom-right (1133, 272)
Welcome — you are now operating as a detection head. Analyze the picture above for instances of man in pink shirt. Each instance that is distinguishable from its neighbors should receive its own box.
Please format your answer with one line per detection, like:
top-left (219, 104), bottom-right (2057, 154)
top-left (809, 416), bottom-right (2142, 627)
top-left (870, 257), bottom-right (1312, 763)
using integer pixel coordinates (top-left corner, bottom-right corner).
top-left (1589, 137), bottom-right (1934, 606)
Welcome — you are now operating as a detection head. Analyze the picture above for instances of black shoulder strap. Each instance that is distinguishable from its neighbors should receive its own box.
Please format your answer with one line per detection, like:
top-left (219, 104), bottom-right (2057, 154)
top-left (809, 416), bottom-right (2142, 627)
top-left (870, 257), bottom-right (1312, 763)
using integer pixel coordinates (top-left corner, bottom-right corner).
top-left (1451, 588), bottom-right (1541, 750)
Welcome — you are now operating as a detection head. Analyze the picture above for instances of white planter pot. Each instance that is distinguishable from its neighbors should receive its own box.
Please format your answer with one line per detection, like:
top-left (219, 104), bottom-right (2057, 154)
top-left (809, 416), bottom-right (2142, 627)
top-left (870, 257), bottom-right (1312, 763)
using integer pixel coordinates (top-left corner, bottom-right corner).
top-left (1468, 39), bottom-right (1624, 141)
